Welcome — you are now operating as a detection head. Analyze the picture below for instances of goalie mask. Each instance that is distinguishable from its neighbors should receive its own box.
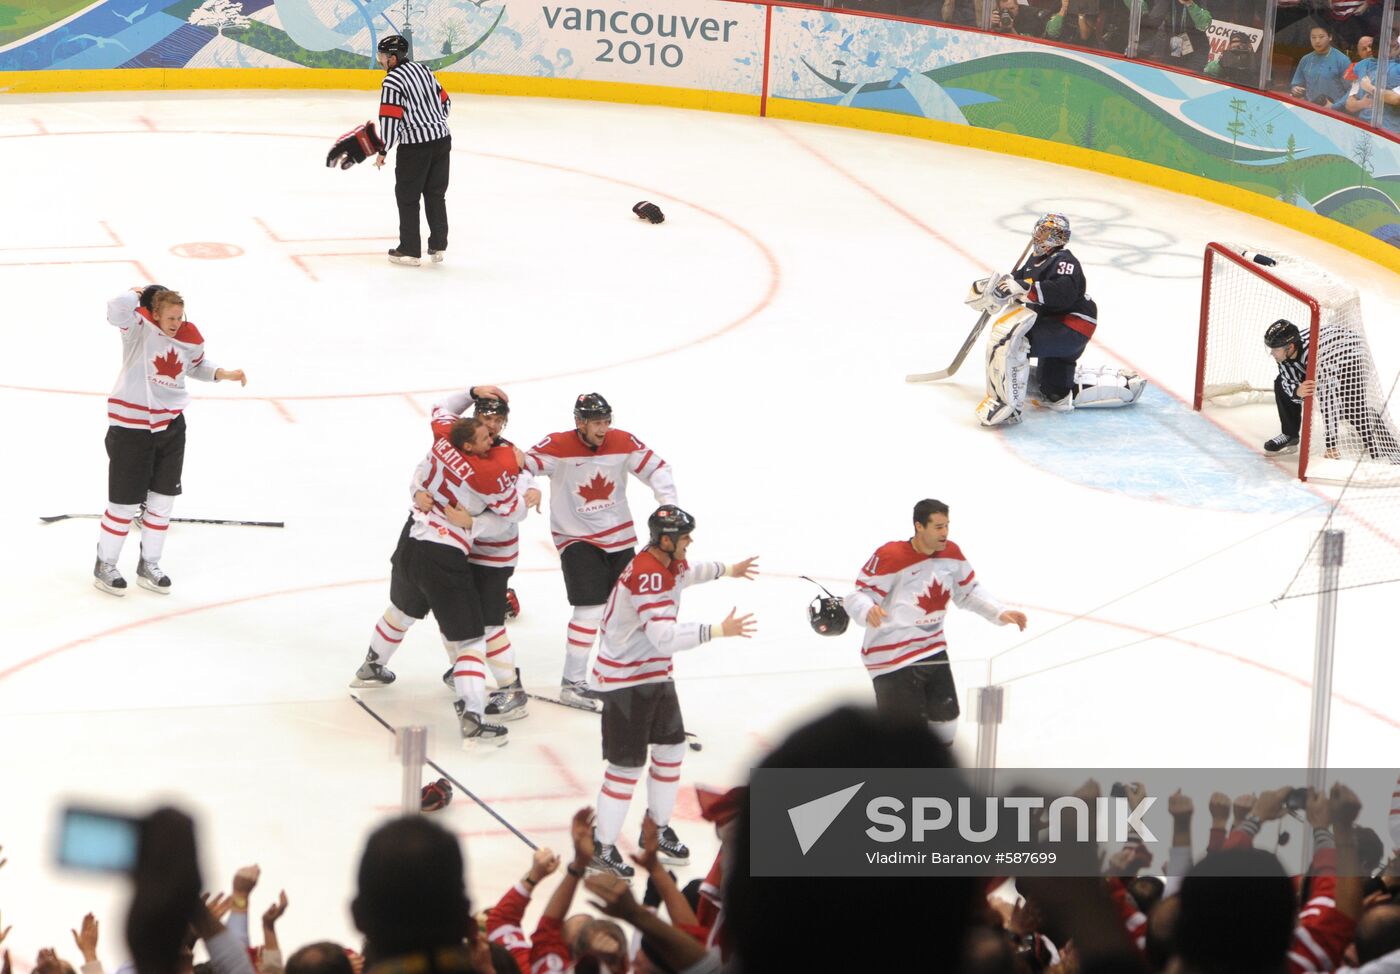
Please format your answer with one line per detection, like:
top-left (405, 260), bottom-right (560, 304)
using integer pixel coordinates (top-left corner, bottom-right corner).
top-left (808, 595), bottom-right (849, 636)
top-left (1031, 213), bottom-right (1071, 256)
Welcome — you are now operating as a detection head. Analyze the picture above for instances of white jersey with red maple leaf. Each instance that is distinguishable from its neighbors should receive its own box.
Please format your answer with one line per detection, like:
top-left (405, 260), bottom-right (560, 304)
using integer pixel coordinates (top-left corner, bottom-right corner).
top-left (429, 392), bottom-right (534, 569)
top-left (842, 540), bottom-right (1008, 677)
top-left (409, 436), bottom-right (522, 557)
top-left (106, 291), bottom-right (219, 432)
top-left (589, 549), bottom-right (725, 690)
top-left (522, 429), bottom-right (676, 553)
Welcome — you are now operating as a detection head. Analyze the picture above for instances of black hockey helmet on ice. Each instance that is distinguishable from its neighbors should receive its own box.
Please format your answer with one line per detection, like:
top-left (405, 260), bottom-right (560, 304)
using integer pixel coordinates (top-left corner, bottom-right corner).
top-left (808, 594), bottom-right (849, 636)
top-left (1264, 318), bottom-right (1302, 348)
top-left (648, 505), bottom-right (696, 547)
top-left (377, 34), bottom-right (410, 60)
top-left (574, 392), bottom-right (612, 422)
top-left (473, 396), bottom-right (509, 417)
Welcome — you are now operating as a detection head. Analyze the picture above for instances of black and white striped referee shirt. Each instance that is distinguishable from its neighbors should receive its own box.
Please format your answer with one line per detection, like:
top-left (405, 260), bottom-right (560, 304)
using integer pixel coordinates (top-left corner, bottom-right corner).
top-left (378, 60), bottom-right (451, 152)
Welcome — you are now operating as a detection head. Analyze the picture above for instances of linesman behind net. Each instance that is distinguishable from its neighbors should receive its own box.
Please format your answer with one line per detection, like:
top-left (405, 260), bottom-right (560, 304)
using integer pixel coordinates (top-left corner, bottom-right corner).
top-left (373, 34), bottom-right (452, 267)
top-left (1262, 317), bottom-right (1400, 462)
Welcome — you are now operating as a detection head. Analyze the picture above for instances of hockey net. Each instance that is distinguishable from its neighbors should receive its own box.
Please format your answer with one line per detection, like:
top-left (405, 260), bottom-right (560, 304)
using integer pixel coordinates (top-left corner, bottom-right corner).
top-left (1195, 242), bottom-right (1400, 485)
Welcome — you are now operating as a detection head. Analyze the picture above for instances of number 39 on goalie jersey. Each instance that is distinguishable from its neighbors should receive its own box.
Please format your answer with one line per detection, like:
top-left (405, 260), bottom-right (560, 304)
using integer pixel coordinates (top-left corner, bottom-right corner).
top-left (591, 552), bottom-right (726, 690)
top-left (1015, 247), bottom-right (1098, 339)
top-left (842, 541), bottom-right (1008, 677)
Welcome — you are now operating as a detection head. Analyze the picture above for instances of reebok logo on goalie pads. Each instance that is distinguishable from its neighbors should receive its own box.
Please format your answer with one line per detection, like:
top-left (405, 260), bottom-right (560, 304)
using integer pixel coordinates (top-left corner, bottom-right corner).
top-left (326, 121), bottom-right (386, 170)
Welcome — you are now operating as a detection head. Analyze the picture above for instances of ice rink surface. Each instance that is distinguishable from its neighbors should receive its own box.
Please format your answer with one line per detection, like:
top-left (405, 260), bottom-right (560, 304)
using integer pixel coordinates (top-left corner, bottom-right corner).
top-left (1, 90), bottom-right (1398, 956)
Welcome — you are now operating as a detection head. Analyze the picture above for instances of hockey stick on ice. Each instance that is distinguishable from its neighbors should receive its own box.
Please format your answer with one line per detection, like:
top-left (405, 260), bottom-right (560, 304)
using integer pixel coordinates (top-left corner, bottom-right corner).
top-left (40, 513), bottom-right (284, 527)
top-left (906, 239), bottom-right (1034, 383)
top-left (350, 693), bottom-right (538, 849)
top-left (525, 691), bottom-right (704, 751)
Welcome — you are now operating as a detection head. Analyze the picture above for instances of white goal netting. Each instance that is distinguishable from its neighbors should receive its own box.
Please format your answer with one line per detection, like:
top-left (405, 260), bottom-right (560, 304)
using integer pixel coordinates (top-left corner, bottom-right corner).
top-left (1196, 242), bottom-right (1400, 485)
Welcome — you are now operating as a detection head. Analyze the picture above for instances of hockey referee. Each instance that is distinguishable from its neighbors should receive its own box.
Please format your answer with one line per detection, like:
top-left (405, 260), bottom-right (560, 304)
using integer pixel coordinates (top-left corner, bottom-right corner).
top-left (373, 34), bottom-right (452, 266)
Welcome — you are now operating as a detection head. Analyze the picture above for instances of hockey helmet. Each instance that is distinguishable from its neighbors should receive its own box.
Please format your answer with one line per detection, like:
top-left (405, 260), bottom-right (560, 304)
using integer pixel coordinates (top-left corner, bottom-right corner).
top-left (473, 396), bottom-right (509, 417)
top-left (377, 34), bottom-right (410, 61)
top-left (808, 594), bottom-right (849, 636)
top-left (139, 284), bottom-right (169, 311)
top-left (648, 505), bottom-right (696, 547)
top-left (1264, 318), bottom-right (1301, 349)
top-left (1032, 213), bottom-right (1071, 256)
top-left (574, 392), bottom-right (612, 422)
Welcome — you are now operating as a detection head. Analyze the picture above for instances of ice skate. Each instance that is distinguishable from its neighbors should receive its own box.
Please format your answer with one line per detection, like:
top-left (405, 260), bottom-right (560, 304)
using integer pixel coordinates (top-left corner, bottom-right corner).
top-left (93, 558), bottom-right (127, 597)
top-left (591, 835), bottom-right (635, 878)
top-left (559, 678), bottom-right (602, 712)
top-left (456, 700), bottom-right (508, 748)
top-left (427, 249), bottom-right (445, 264)
top-left (643, 818), bottom-right (690, 866)
top-left (136, 559), bottom-right (172, 594)
top-left (350, 649), bottom-right (396, 688)
top-left (387, 249), bottom-right (420, 266)
top-left (485, 669), bottom-right (528, 721)
top-left (1264, 433), bottom-right (1300, 454)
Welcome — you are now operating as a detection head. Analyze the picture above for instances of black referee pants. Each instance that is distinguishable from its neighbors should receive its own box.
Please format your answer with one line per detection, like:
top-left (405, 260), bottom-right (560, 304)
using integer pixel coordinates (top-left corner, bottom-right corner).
top-left (394, 135), bottom-right (450, 258)
top-left (1275, 375), bottom-right (1302, 439)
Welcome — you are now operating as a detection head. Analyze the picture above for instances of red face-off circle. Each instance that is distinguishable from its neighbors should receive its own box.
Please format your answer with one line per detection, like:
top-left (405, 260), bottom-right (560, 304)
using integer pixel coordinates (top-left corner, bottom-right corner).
top-left (170, 242), bottom-right (244, 259)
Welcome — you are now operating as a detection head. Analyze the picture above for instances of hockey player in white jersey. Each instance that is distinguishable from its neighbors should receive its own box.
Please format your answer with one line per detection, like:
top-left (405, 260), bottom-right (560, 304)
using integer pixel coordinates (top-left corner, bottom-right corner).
top-left (429, 384), bottom-right (539, 720)
top-left (351, 416), bottom-right (524, 747)
top-left (973, 214), bottom-right (1145, 427)
top-left (95, 285), bottom-right (247, 596)
top-left (844, 499), bottom-right (1026, 744)
top-left (522, 393), bottom-right (677, 710)
top-left (587, 505), bottom-right (757, 876)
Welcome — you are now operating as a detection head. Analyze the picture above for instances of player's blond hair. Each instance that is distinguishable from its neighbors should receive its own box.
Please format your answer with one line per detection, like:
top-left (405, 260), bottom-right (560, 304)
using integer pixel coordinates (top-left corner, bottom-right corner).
top-left (152, 289), bottom-right (185, 314)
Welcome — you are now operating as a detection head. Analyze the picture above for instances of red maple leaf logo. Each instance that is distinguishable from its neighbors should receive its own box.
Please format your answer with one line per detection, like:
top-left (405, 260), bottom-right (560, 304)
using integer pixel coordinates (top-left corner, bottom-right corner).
top-left (915, 578), bottom-right (950, 616)
top-left (152, 348), bottom-right (183, 379)
top-left (577, 472), bottom-right (615, 504)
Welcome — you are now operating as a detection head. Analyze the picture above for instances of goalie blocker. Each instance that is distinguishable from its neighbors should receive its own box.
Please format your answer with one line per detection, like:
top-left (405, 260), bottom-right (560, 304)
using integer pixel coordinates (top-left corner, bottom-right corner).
top-left (972, 214), bottom-right (1145, 427)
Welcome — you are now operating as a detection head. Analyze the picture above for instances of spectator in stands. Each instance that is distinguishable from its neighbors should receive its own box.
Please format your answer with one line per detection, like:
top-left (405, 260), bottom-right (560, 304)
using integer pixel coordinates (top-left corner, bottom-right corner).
top-left (284, 945), bottom-right (350, 974)
top-left (1352, 903), bottom-right (1400, 968)
top-left (1351, 34), bottom-right (1400, 132)
top-left (990, 0), bottom-right (1029, 35)
top-left (349, 817), bottom-right (490, 972)
top-left (1205, 31), bottom-right (1261, 85)
top-left (1327, 0), bottom-right (1382, 54)
top-left (1140, 0), bottom-right (1215, 73)
top-left (1292, 24), bottom-right (1352, 106)
top-left (725, 707), bottom-right (978, 972)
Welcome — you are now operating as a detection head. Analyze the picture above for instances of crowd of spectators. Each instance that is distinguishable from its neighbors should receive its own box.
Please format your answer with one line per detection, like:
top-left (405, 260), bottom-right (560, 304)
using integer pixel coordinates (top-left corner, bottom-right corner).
top-left (830, 0), bottom-right (1400, 131)
top-left (2, 706), bottom-right (1398, 974)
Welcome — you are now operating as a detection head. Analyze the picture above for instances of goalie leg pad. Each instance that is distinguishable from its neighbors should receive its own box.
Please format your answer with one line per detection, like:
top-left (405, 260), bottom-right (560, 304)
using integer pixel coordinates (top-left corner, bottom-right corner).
top-left (1072, 366), bottom-right (1147, 408)
top-left (978, 307), bottom-right (1035, 428)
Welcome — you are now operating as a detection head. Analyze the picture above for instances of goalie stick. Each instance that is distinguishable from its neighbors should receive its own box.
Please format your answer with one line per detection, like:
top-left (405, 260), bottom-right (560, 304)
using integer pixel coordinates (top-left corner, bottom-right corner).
top-left (350, 693), bottom-right (538, 849)
top-left (40, 513), bottom-right (284, 528)
top-left (906, 239), bottom-right (1034, 383)
top-left (525, 691), bottom-right (704, 751)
